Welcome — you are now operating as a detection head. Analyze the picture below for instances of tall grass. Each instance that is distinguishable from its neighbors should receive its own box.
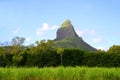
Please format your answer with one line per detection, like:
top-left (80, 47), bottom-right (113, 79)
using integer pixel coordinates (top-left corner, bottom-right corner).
top-left (0, 67), bottom-right (120, 80)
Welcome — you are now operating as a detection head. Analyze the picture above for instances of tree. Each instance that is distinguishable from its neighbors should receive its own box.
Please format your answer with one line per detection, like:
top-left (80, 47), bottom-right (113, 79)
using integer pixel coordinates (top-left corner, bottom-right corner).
top-left (108, 45), bottom-right (120, 54)
top-left (57, 48), bottom-right (64, 65)
top-left (11, 36), bottom-right (25, 49)
top-left (35, 40), bottom-right (46, 52)
top-left (11, 36), bottom-right (25, 54)
top-left (11, 36), bottom-right (25, 66)
top-left (35, 39), bottom-right (53, 54)
top-left (0, 47), bottom-right (5, 57)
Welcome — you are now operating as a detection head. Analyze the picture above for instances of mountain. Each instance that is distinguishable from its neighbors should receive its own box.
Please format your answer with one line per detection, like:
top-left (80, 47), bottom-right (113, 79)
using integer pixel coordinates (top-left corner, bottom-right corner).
top-left (53, 20), bottom-right (96, 51)
top-left (56, 20), bottom-right (79, 40)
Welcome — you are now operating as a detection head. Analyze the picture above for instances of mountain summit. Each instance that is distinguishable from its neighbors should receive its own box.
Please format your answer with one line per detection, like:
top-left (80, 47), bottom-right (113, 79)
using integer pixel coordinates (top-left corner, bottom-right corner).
top-left (56, 20), bottom-right (79, 40)
top-left (61, 20), bottom-right (72, 28)
top-left (54, 20), bottom-right (96, 51)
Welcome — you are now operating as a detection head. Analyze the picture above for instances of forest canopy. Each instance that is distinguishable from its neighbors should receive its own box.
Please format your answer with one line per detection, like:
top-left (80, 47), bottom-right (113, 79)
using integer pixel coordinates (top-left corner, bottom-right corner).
top-left (0, 36), bottom-right (120, 67)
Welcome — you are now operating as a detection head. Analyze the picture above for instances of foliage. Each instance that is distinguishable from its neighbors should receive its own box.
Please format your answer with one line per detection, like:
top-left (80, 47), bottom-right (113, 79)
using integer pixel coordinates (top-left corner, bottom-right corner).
top-left (57, 48), bottom-right (64, 65)
top-left (108, 45), bottom-right (120, 54)
top-left (61, 20), bottom-right (72, 28)
top-left (10, 36), bottom-right (26, 66)
top-left (0, 67), bottom-right (120, 80)
top-left (0, 37), bottom-right (120, 67)
top-left (11, 36), bottom-right (25, 48)
top-left (53, 37), bottom-right (96, 51)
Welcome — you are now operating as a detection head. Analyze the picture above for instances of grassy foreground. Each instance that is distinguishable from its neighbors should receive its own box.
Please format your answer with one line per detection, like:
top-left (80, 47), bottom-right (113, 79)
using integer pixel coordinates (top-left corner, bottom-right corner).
top-left (0, 67), bottom-right (120, 80)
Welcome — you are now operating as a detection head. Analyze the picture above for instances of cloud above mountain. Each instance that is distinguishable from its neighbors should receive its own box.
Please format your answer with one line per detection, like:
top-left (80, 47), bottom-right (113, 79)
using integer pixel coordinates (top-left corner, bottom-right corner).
top-left (12, 27), bottom-right (21, 34)
top-left (36, 23), bottom-right (57, 36)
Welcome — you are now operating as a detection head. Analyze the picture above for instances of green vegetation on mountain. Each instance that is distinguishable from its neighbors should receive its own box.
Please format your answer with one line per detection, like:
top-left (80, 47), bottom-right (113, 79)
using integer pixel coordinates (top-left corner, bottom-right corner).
top-left (54, 37), bottom-right (96, 51)
top-left (61, 20), bottom-right (72, 28)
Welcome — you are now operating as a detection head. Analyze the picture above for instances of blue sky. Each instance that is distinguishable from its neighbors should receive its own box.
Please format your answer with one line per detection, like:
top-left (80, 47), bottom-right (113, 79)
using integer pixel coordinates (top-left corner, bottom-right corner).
top-left (0, 0), bottom-right (120, 50)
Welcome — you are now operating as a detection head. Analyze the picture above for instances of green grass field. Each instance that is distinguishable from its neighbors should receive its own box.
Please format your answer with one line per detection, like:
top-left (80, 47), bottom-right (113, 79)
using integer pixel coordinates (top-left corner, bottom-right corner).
top-left (0, 67), bottom-right (120, 80)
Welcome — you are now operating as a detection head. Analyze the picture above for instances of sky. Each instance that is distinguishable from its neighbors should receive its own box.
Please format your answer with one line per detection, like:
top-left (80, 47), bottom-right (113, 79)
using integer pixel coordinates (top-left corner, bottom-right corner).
top-left (0, 0), bottom-right (120, 50)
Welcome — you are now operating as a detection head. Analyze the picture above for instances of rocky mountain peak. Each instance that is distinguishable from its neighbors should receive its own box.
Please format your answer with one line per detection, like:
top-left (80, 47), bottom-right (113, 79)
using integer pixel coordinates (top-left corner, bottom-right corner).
top-left (56, 20), bottom-right (79, 40)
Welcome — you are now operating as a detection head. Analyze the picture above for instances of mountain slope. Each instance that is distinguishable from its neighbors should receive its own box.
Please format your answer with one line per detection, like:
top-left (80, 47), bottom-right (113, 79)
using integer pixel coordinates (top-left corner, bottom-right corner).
top-left (53, 20), bottom-right (96, 51)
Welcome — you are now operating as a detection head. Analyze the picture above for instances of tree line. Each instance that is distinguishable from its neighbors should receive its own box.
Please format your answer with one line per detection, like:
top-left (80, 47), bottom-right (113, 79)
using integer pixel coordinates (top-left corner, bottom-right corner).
top-left (0, 36), bottom-right (120, 67)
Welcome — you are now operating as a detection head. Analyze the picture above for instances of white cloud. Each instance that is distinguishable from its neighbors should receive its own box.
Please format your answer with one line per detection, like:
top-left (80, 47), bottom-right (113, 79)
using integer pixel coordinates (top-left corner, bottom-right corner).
top-left (76, 29), bottom-right (97, 36)
top-left (92, 38), bottom-right (103, 43)
top-left (76, 29), bottom-right (109, 51)
top-left (88, 30), bottom-right (96, 36)
top-left (36, 23), bottom-right (57, 36)
top-left (42, 23), bottom-right (49, 30)
top-left (76, 30), bottom-right (86, 36)
top-left (12, 28), bottom-right (20, 34)
top-left (97, 46), bottom-right (105, 50)
top-left (51, 25), bottom-right (58, 30)
top-left (26, 37), bottom-right (31, 42)
top-left (76, 29), bottom-right (104, 43)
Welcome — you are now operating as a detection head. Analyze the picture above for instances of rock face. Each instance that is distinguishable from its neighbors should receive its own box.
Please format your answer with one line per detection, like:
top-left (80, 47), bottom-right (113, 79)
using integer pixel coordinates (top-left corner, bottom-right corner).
top-left (54, 20), bottom-right (96, 51)
top-left (56, 20), bottom-right (79, 40)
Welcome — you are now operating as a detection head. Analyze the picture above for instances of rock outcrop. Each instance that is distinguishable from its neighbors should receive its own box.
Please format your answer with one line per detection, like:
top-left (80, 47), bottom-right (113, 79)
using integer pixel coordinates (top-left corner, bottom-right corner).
top-left (56, 20), bottom-right (79, 40)
top-left (54, 20), bottom-right (96, 51)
